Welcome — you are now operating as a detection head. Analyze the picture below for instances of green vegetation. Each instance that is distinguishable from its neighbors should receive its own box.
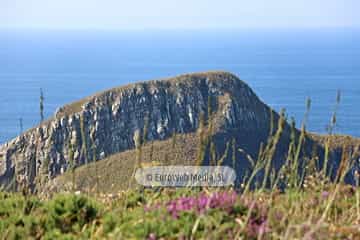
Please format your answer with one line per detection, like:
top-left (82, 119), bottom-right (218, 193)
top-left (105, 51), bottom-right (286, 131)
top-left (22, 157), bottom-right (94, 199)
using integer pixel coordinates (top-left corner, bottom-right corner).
top-left (36, 91), bottom-right (360, 239)
top-left (1, 184), bottom-right (360, 239)
top-left (0, 192), bottom-right (100, 239)
top-left (18, 118), bottom-right (23, 135)
top-left (2, 75), bottom-right (360, 239)
top-left (40, 88), bottom-right (45, 123)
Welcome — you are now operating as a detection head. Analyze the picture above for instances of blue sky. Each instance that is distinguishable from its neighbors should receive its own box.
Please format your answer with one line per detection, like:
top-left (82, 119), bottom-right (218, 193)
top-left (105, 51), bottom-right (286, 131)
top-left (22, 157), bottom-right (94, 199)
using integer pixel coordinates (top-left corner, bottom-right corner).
top-left (1, 0), bottom-right (359, 30)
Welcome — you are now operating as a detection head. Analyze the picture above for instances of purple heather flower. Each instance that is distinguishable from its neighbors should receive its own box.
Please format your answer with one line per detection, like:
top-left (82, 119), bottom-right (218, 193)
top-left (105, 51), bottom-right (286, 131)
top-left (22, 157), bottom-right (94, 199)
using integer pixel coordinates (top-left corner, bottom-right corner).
top-left (247, 217), bottom-right (269, 238)
top-left (147, 233), bottom-right (157, 240)
top-left (163, 191), bottom-right (238, 218)
top-left (321, 191), bottom-right (330, 199)
top-left (198, 195), bottom-right (209, 210)
top-left (274, 211), bottom-right (283, 222)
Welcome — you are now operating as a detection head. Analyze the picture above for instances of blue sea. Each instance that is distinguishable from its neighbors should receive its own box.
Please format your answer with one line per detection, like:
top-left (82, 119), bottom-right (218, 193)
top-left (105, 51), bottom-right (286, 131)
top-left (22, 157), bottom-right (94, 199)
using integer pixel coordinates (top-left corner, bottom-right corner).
top-left (0, 29), bottom-right (359, 144)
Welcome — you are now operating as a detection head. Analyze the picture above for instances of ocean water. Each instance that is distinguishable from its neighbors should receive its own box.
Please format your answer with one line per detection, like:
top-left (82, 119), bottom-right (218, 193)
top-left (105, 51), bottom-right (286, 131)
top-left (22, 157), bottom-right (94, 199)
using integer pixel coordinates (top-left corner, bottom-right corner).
top-left (0, 29), bottom-right (359, 144)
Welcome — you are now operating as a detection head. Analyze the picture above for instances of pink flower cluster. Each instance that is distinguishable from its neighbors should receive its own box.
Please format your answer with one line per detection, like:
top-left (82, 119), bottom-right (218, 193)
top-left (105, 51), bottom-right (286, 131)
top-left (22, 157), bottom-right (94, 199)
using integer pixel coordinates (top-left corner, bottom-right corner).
top-left (247, 215), bottom-right (269, 237)
top-left (239, 197), bottom-right (269, 237)
top-left (145, 191), bottom-right (271, 238)
top-left (166, 191), bottom-right (237, 218)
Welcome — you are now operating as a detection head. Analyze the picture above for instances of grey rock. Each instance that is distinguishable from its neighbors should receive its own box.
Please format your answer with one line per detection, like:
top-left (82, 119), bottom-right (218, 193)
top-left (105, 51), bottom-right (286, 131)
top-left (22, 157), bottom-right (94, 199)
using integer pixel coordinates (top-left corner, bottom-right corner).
top-left (0, 71), bottom-right (356, 190)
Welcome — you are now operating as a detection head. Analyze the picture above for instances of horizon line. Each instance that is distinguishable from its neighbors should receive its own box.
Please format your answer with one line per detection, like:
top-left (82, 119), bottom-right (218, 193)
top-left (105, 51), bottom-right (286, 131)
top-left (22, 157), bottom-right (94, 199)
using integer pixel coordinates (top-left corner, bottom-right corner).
top-left (0, 26), bottom-right (359, 32)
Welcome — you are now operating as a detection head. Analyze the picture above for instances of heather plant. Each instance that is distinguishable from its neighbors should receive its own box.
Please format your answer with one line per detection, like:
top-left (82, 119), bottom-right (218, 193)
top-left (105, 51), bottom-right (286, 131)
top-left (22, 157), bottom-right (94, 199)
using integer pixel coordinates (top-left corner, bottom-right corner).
top-left (1, 184), bottom-right (360, 239)
top-left (232, 138), bottom-right (236, 170)
top-left (171, 132), bottom-right (177, 158)
top-left (260, 109), bottom-right (286, 191)
top-left (45, 194), bottom-right (99, 234)
top-left (123, 190), bottom-right (271, 239)
top-left (217, 141), bottom-right (230, 167)
top-left (240, 109), bottom-right (285, 193)
top-left (68, 142), bottom-right (76, 193)
top-left (322, 90), bottom-right (342, 181)
top-left (124, 126), bottom-right (146, 210)
top-left (195, 96), bottom-right (217, 168)
top-left (149, 140), bottom-right (154, 162)
top-left (143, 115), bottom-right (149, 145)
top-left (164, 191), bottom-right (237, 218)
top-left (209, 141), bottom-right (217, 166)
top-left (278, 98), bottom-right (311, 191)
top-left (39, 88), bottom-right (45, 123)
top-left (19, 118), bottom-right (23, 135)
top-left (37, 156), bottom-right (50, 190)
top-left (134, 129), bottom-right (142, 168)
top-left (79, 114), bottom-right (88, 164)
top-left (92, 144), bottom-right (100, 196)
top-left (41, 157), bottom-right (50, 176)
top-left (207, 95), bottom-right (214, 137)
top-left (0, 192), bottom-right (100, 239)
top-left (195, 112), bottom-right (207, 166)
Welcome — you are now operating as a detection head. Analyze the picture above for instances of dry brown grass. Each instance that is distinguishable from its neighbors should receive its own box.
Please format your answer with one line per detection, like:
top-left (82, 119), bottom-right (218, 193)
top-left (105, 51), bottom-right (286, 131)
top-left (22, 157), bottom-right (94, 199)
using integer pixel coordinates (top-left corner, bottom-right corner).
top-left (52, 132), bottom-right (200, 194)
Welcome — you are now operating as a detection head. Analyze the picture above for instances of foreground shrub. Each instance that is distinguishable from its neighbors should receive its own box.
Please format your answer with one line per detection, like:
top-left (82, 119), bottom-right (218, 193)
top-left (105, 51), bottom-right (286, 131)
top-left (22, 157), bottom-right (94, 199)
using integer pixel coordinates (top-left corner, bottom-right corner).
top-left (1, 187), bottom-right (360, 239)
top-left (45, 194), bottom-right (100, 234)
top-left (0, 193), bottom-right (101, 239)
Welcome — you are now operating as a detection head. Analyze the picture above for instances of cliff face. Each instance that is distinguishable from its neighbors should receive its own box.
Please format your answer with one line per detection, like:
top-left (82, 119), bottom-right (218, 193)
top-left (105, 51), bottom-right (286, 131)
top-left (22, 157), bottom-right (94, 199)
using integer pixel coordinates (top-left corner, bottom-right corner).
top-left (0, 72), bottom-right (274, 188)
top-left (1, 71), bottom-right (359, 191)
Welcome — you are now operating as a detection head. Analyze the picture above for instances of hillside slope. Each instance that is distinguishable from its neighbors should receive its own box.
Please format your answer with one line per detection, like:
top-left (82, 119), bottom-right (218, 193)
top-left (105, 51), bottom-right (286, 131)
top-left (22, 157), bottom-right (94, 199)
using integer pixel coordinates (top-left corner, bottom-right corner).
top-left (1, 71), bottom-right (359, 192)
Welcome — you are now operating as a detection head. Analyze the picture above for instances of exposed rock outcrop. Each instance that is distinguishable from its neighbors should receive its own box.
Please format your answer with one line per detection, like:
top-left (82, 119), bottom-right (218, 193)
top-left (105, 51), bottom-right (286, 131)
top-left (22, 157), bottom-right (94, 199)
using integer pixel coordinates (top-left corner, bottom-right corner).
top-left (0, 71), bottom-right (359, 190)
